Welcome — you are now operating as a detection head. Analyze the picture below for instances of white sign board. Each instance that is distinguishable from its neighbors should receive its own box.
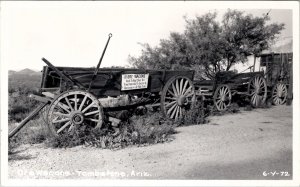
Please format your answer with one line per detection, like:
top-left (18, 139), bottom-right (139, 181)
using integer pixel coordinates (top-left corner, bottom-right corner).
top-left (121, 74), bottom-right (149, 91)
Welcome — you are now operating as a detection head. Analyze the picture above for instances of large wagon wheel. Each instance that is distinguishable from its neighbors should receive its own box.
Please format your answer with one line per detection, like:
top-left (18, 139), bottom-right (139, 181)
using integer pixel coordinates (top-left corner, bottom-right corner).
top-left (47, 90), bottom-right (103, 137)
top-left (272, 83), bottom-right (288, 105)
top-left (213, 85), bottom-right (232, 111)
top-left (161, 76), bottom-right (196, 121)
top-left (248, 75), bottom-right (267, 108)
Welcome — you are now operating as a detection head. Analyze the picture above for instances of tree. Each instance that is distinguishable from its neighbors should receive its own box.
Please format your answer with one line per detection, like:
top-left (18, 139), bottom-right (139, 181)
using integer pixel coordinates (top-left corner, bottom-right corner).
top-left (128, 32), bottom-right (191, 70)
top-left (221, 10), bottom-right (284, 71)
top-left (184, 12), bottom-right (226, 78)
top-left (128, 9), bottom-right (285, 79)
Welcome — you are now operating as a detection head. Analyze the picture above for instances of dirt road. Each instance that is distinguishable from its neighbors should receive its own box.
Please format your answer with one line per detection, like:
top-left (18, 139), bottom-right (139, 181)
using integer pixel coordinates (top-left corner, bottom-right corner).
top-left (8, 105), bottom-right (292, 180)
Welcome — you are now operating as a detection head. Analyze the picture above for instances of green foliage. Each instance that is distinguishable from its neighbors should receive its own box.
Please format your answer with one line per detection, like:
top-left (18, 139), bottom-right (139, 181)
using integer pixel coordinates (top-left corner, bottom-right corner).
top-left (128, 9), bottom-right (284, 79)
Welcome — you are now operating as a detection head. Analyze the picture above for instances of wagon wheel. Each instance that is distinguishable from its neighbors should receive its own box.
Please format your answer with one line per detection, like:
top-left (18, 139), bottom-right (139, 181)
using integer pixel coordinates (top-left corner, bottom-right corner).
top-left (47, 90), bottom-right (103, 137)
top-left (213, 85), bottom-right (232, 111)
top-left (161, 76), bottom-right (196, 121)
top-left (248, 76), bottom-right (267, 108)
top-left (272, 83), bottom-right (288, 105)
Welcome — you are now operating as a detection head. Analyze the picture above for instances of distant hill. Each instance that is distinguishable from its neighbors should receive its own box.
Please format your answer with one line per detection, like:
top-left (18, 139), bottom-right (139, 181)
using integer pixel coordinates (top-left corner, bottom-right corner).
top-left (15, 68), bottom-right (41, 76)
top-left (8, 68), bottom-right (42, 94)
top-left (8, 70), bottom-right (17, 75)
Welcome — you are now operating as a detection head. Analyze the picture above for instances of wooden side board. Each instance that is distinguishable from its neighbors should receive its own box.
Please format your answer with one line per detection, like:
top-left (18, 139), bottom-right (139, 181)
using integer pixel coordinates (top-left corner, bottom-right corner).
top-left (40, 66), bottom-right (195, 97)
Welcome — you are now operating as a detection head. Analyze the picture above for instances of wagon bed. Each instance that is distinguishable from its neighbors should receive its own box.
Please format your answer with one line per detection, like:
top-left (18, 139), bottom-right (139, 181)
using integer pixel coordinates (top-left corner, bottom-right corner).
top-left (41, 66), bottom-right (194, 97)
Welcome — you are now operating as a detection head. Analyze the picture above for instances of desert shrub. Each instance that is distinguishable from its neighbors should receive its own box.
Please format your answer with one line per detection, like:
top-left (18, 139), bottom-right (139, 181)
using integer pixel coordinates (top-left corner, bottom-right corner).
top-left (180, 97), bottom-right (206, 126)
top-left (46, 112), bottom-right (176, 149)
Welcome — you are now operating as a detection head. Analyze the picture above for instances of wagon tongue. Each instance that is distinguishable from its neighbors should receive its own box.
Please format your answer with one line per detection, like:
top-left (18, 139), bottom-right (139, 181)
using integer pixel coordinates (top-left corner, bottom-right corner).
top-left (88, 33), bottom-right (113, 91)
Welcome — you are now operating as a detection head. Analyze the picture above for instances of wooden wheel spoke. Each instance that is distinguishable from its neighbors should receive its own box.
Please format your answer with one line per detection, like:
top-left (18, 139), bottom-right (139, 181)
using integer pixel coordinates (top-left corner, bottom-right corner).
top-left (185, 92), bottom-right (194, 98)
top-left (259, 79), bottom-right (265, 87)
top-left (84, 110), bottom-right (100, 116)
top-left (74, 94), bottom-right (78, 110)
top-left (82, 101), bottom-right (95, 113)
top-left (170, 105), bottom-right (178, 119)
top-left (167, 103), bottom-right (177, 115)
top-left (167, 89), bottom-right (176, 97)
top-left (85, 118), bottom-right (99, 123)
top-left (175, 105), bottom-right (180, 121)
top-left (65, 97), bottom-right (74, 111)
top-left (165, 101), bottom-right (176, 108)
top-left (179, 78), bottom-right (184, 95)
top-left (255, 77), bottom-right (260, 88)
top-left (219, 101), bottom-right (223, 110)
top-left (179, 107), bottom-right (183, 119)
top-left (175, 79), bottom-right (180, 96)
top-left (183, 86), bottom-right (192, 96)
top-left (172, 83), bottom-right (178, 96)
top-left (224, 87), bottom-right (229, 95)
top-left (57, 102), bottom-right (70, 113)
top-left (251, 94), bottom-right (257, 103)
top-left (223, 102), bottom-right (227, 109)
top-left (52, 117), bottom-right (70, 123)
top-left (182, 80), bottom-right (189, 95)
top-left (220, 87), bottom-right (224, 96)
top-left (68, 123), bottom-right (75, 132)
top-left (57, 121), bottom-right (71, 133)
top-left (79, 95), bottom-right (88, 111)
top-left (165, 97), bottom-right (176, 101)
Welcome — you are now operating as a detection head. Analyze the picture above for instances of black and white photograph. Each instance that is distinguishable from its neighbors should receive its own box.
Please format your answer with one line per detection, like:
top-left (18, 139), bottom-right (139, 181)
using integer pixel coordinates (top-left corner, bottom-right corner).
top-left (0, 1), bottom-right (299, 186)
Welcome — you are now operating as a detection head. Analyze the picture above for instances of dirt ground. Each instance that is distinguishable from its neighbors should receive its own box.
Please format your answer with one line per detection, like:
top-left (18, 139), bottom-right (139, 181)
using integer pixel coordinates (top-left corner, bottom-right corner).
top-left (8, 105), bottom-right (293, 180)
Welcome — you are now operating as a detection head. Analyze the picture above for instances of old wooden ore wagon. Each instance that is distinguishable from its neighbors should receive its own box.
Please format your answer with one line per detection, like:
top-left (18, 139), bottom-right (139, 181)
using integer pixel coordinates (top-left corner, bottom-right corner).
top-left (257, 52), bottom-right (293, 105)
top-left (194, 71), bottom-right (267, 111)
top-left (9, 34), bottom-right (196, 138)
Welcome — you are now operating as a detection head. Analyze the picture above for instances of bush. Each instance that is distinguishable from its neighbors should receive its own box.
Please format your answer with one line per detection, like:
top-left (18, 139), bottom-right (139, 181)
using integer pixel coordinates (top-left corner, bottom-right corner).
top-left (180, 97), bottom-right (206, 126)
top-left (46, 112), bottom-right (177, 149)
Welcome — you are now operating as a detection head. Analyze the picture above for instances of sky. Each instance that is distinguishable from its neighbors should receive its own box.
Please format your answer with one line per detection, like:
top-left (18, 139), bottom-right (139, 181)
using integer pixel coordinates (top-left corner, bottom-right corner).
top-left (0, 1), bottom-right (295, 71)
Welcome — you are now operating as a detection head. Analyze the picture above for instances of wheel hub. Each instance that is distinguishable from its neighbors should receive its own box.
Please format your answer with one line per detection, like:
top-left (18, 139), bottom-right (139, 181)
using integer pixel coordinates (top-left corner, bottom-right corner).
top-left (221, 95), bottom-right (226, 101)
top-left (177, 95), bottom-right (187, 106)
top-left (71, 111), bottom-right (84, 125)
